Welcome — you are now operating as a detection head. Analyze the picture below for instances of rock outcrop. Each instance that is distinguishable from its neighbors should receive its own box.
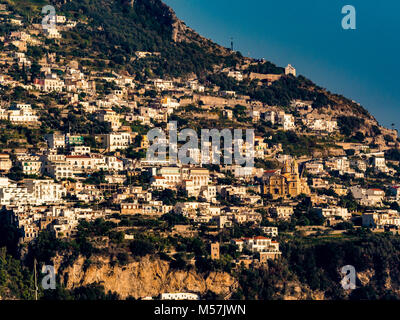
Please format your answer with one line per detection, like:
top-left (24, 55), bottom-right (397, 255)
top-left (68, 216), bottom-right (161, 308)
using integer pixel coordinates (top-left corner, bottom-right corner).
top-left (57, 255), bottom-right (238, 299)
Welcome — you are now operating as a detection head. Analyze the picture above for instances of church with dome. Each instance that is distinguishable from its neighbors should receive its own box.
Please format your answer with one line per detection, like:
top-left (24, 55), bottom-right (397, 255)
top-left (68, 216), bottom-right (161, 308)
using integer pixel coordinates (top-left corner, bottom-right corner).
top-left (262, 160), bottom-right (310, 199)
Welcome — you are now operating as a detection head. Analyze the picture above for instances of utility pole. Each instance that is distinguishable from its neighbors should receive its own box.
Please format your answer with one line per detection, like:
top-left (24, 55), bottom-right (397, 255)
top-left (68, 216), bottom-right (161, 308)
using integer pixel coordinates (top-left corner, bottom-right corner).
top-left (34, 258), bottom-right (38, 301)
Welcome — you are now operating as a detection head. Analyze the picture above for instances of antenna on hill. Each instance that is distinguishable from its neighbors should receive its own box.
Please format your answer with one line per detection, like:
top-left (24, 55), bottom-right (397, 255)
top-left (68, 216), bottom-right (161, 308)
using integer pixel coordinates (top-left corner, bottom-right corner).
top-left (230, 37), bottom-right (234, 51)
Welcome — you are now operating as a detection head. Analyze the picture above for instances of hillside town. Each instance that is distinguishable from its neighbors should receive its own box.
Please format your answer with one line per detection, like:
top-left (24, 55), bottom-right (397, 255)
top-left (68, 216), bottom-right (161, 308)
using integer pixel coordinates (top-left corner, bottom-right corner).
top-left (1, 0), bottom-right (400, 301)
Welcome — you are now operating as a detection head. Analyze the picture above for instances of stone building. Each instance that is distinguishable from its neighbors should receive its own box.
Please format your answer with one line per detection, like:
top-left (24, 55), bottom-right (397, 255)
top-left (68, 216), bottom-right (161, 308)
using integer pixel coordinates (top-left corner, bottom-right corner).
top-left (262, 160), bottom-right (310, 199)
top-left (211, 242), bottom-right (220, 260)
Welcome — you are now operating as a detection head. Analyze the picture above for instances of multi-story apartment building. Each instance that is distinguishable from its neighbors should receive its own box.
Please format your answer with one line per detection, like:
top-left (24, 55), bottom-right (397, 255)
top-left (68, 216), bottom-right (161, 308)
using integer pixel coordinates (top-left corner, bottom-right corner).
top-left (232, 236), bottom-right (281, 260)
top-left (313, 207), bottom-right (351, 221)
top-left (96, 109), bottom-right (121, 131)
top-left (34, 73), bottom-right (64, 91)
top-left (305, 162), bottom-right (325, 175)
top-left (100, 132), bottom-right (131, 152)
top-left (351, 186), bottom-right (385, 207)
top-left (8, 104), bottom-right (38, 123)
top-left (47, 161), bottom-right (74, 180)
top-left (23, 179), bottom-right (66, 205)
top-left (362, 210), bottom-right (400, 229)
top-left (45, 133), bottom-right (66, 149)
top-left (0, 153), bottom-right (12, 173)
top-left (17, 155), bottom-right (42, 175)
top-left (151, 167), bottom-right (210, 189)
top-left (269, 206), bottom-right (294, 220)
top-left (65, 155), bottom-right (93, 174)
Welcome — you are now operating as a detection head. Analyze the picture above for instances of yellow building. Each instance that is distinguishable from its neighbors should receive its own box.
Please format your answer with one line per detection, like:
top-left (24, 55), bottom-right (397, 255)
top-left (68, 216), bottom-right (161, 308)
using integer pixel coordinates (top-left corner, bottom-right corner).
top-left (263, 160), bottom-right (309, 199)
top-left (141, 135), bottom-right (149, 149)
top-left (97, 109), bottom-right (121, 131)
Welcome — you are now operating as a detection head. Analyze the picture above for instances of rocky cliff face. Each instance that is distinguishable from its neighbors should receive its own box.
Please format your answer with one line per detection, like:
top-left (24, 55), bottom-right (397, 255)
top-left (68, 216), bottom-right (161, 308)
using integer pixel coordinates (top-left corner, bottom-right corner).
top-left (56, 255), bottom-right (238, 299)
top-left (276, 281), bottom-right (325, 300)
top-left (168, 6), bottom-right (232, 57)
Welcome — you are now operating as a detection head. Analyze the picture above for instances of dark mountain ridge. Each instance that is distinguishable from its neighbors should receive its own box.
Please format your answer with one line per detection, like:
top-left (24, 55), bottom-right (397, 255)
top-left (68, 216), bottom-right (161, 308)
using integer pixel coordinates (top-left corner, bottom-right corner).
top-left (3, 0), bottom-right (397, 141)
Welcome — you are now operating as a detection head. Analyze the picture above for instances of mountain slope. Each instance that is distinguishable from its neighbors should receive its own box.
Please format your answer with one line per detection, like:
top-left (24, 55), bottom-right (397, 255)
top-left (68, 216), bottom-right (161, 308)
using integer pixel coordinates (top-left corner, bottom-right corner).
top-left (56, 0), bottom-right (240, 77)
top-left (3, 0), bottom-right (397, 141)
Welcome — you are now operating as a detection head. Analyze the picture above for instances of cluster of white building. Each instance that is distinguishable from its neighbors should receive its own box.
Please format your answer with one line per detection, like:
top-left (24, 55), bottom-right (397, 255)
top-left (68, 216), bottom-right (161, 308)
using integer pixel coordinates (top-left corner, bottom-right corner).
top-left (262, 111), bottom-right (295, 131)
top-left (11, 205), bottom-right (105, 242)
top-left (0, 177), bottom-right (66, 206)
top-left (303, 118), bottom-right (338, 133)
top-left (232, 236), bottom-right (281, 261)
top-left (0, 104), bottom-right (39, 124)
top-left (362, 210), bottom-right (400, 229)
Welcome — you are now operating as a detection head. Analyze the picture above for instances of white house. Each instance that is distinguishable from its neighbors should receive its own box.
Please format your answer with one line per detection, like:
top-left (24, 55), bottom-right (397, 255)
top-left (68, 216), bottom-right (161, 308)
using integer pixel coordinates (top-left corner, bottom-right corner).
top-left (8, 104), bottom-right (38, 123)
top-left (313, 207), bottom-right (351, 220)
top-left (160, 293), bottom-right (199, 300)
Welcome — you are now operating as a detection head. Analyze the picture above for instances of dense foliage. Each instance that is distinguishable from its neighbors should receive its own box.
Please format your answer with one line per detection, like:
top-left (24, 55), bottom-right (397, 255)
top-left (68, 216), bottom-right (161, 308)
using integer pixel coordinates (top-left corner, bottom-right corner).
top-left (234, 232), bottom-right (400, 300)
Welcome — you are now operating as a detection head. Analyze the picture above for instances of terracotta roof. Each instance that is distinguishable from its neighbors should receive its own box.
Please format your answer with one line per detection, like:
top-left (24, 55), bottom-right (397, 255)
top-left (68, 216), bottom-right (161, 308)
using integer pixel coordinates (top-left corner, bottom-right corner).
top-left (66, 155), bottom-right (91, 159)
top-left (253, 236), bottom-right (270, 240)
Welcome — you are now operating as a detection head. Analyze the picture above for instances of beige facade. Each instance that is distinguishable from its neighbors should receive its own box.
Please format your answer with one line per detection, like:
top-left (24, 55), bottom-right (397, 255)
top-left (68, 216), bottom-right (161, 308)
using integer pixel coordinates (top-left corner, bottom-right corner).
top-left (263, 160), bottom-right (310, 199)
top-left (0, 154), bottom-right (12, 173)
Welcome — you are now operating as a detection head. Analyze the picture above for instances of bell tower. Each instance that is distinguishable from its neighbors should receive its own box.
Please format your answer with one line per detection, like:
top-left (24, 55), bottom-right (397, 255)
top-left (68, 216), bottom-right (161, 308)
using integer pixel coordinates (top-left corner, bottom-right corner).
top-left (282, 160), bottom-right (291, 174)
top-left (291, 160), bottom-right (299, 175)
